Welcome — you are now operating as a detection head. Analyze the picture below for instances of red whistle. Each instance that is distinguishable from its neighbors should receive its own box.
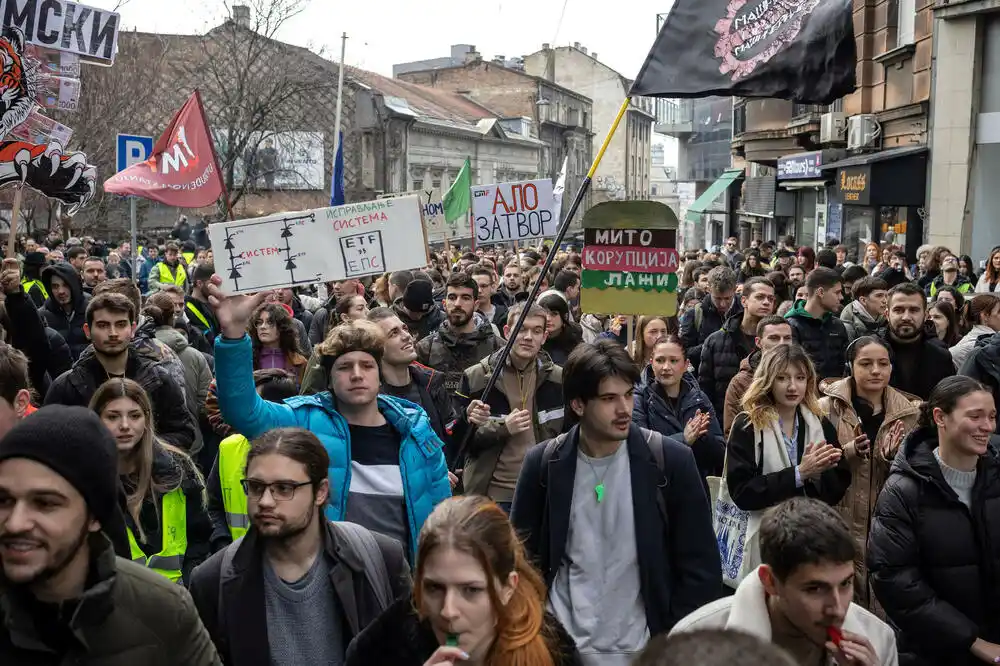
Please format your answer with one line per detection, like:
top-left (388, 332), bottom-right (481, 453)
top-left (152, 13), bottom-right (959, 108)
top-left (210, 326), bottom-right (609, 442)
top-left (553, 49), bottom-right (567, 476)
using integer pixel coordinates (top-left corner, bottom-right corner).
top-left (827, 626), bottom-right (843, 646)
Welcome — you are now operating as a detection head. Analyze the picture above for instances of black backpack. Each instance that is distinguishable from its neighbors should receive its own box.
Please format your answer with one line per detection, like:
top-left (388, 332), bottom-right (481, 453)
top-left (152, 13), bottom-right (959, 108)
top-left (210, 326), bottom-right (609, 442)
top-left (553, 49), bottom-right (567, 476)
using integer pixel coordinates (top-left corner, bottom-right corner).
top-left (538, 427), bottom-right (670, 522)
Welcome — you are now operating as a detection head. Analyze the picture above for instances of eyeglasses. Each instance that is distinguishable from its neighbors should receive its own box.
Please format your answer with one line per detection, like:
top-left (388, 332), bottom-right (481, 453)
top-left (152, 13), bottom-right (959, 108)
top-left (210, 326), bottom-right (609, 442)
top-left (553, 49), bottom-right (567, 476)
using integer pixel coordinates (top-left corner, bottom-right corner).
top-left (240, 479), bottom-right (312, 501)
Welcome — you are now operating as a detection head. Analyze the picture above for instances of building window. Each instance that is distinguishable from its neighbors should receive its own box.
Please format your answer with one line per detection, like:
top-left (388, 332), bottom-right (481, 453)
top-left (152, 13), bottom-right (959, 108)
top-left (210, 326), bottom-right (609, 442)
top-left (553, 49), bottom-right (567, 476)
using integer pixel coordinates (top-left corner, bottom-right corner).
top-left (413, 180), bottom-right (423, 192)
top-left (896, 0), bottom-right (915, 46)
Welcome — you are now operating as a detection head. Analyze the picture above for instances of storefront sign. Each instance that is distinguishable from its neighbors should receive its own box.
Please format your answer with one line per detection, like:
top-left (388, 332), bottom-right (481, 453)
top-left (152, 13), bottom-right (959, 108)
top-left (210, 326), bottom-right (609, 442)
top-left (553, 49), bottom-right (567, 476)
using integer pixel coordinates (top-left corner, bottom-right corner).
top-left (837, 166), bottom-right (870, 206)
top-left (778, 151), bottom-right (824, 180)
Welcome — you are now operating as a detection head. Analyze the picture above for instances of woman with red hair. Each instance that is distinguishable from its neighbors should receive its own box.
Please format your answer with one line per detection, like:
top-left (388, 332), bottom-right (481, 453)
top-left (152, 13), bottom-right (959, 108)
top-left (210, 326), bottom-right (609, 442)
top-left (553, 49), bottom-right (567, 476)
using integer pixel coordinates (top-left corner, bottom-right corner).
top-left (346, 495), bottom-right (581, 666)
top-left (796, 246), bottom-right (816, 274)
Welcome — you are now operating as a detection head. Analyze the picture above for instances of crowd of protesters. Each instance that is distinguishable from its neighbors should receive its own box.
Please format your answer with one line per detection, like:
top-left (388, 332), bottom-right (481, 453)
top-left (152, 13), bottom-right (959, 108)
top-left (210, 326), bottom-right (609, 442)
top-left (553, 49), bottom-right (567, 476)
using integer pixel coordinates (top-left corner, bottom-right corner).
top-left (1, 220), bottom-right (1000, 665)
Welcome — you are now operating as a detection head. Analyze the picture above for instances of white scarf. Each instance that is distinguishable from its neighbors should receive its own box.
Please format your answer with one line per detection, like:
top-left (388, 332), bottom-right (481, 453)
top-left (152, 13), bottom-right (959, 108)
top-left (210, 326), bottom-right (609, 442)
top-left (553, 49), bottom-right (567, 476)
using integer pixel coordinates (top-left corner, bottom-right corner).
top-left (760, 407), bottom-right (827, 474)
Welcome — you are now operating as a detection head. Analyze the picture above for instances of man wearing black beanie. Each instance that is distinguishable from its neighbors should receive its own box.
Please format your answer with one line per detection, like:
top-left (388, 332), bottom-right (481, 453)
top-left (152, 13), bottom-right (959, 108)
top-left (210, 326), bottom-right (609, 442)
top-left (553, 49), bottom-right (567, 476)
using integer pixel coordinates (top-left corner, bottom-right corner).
top-left (0, 405), bottom-right (221, 665)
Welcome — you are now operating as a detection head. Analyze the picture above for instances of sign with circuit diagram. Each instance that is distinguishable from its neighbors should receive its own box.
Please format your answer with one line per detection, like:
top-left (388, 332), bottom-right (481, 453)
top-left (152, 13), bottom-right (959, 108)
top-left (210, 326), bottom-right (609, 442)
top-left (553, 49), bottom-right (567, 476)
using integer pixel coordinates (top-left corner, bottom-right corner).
top-left (208, 195), bottom-right (428, 295)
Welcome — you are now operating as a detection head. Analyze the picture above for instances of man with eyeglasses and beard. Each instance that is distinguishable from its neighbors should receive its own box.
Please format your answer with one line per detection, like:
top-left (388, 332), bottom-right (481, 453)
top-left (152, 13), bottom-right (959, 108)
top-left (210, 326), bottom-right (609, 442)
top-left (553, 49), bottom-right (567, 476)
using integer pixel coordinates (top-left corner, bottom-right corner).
top-left (190, 428), bottom-right (409, 666)
top-left (0, 405), bottom-right (220, 664)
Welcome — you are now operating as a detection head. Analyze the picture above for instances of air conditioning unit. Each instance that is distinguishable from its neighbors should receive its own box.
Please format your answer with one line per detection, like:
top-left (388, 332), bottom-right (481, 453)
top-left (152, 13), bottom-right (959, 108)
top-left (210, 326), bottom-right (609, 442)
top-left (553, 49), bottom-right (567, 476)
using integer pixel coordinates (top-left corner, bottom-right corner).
top-left (847, 114), bottom-right (878, 151)
top-left (819, 112), bottom-right (846, 144)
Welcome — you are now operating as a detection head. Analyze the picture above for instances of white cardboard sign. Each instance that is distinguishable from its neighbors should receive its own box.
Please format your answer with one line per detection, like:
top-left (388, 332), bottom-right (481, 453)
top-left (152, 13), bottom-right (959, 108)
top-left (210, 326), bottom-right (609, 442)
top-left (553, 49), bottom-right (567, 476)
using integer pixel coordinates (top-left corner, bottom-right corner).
top-left (471, 178), bottom-right (556, 244)
top-left (208, 196), bottom-right (428, 294)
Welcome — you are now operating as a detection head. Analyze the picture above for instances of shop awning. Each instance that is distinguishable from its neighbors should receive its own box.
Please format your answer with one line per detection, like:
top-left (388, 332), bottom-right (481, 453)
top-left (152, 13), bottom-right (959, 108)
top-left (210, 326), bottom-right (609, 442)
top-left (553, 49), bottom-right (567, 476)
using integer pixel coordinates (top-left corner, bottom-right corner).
top-left (685, 168), bottom-right (744, 222)
top-left (821, 145), bottom-right (928, 170)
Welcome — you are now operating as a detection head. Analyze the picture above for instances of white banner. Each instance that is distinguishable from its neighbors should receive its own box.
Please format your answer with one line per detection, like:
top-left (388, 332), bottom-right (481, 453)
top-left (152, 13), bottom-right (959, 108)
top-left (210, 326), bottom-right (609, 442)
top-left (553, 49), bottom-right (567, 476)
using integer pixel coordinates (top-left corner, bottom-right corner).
top-left (380, 188), bottom-right (474, 242)
top-left (209, 196), bottom-right (428, 295)
top-left (471, 178), bottom-right (556, 244)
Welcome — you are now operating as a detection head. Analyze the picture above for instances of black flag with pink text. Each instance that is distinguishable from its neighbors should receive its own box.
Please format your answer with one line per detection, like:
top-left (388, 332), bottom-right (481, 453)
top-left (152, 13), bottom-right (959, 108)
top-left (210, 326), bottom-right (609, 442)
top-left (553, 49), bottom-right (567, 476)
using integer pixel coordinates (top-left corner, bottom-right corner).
top-left (631, 0), bottom-right (856, 104)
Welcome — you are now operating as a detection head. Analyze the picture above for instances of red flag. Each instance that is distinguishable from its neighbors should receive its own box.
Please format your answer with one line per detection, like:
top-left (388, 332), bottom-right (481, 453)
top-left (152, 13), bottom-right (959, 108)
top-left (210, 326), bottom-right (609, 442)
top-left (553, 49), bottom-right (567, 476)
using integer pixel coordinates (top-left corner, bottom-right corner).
top-left (104, 90), bottom-right (226, 208)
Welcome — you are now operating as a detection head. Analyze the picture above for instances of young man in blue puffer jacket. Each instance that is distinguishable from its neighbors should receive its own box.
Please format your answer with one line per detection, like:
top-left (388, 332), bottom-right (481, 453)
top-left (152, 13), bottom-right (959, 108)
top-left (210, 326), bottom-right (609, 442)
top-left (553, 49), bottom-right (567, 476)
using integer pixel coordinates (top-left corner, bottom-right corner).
top-left (207, 275), bottom-right (451, 562)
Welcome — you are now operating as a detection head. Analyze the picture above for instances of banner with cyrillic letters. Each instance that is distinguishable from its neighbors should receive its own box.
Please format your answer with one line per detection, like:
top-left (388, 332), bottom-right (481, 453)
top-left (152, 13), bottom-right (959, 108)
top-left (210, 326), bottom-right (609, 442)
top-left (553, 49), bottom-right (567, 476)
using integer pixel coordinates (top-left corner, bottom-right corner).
top-left (471, 178), bottom-right (556, 244)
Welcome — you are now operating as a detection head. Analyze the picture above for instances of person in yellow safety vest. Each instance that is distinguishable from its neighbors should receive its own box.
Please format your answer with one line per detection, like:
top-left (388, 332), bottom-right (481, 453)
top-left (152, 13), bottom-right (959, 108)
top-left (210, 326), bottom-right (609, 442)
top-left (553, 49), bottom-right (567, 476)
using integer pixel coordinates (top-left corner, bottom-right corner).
top-left (91, 377), bottom-right (212, 583)
top-left (149, 242), bottom-right (188, 293)
top-left (19, 251), bottom-right (48, 308)
top-left (206, 368), bottom-right (300, 550)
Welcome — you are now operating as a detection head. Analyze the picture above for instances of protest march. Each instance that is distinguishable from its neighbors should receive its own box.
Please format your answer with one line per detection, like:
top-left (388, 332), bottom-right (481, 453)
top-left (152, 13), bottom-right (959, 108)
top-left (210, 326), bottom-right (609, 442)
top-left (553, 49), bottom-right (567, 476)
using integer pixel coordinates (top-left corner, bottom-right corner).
top-left (0, 1), bottom-right (998, 665)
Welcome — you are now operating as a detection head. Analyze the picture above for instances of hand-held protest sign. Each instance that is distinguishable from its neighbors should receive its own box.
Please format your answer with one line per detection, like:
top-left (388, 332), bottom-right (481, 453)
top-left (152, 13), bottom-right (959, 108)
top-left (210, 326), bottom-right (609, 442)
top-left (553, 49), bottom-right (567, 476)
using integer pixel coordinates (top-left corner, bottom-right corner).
top-left (580, 200), bottom-right (680, 317)
top-left (208, 196), bottom-right (430, 295)
top-left (471, 178), bottom-right (557, 244)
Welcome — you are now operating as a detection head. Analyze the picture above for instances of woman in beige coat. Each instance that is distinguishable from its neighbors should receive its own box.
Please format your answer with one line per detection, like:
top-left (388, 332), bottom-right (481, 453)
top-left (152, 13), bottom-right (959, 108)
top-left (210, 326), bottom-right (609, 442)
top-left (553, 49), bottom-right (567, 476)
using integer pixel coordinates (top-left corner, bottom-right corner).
top-left (819, 335), bottom-right (920, 613)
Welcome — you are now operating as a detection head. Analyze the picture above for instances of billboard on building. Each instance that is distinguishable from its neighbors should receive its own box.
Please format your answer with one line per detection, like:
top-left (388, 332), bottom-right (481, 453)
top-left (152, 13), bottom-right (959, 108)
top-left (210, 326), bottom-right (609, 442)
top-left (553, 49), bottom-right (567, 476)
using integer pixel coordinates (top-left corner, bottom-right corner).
top-left (214, 131), bottom-right (325, 191)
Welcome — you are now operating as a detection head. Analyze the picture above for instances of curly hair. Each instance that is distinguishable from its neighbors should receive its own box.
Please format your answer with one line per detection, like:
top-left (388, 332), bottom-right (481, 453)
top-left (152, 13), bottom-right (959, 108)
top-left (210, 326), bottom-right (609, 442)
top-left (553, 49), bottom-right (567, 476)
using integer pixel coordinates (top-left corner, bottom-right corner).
top-left (317, 319), bottom-right (385, 376)
top-left (249, 303), bottom-right (302, 367)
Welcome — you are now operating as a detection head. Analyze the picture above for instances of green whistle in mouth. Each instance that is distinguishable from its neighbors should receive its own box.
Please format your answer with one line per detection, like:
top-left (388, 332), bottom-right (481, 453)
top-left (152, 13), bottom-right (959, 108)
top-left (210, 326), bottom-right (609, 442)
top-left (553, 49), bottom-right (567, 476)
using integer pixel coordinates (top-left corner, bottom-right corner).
top-left (446, 633), bottom-right (459, 647)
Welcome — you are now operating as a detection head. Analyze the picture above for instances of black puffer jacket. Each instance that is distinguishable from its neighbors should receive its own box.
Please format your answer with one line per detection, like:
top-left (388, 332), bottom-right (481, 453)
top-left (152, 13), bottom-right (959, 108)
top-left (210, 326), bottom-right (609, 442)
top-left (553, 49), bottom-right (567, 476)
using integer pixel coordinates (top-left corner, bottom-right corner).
top-left (679, 292), bottom-right (742, 372)
top-left (784, 300), bottom-right (849, 380)
top-left (43, 349), bottom-right (197, 450)
top-left (345, 595), bottom-right (583, 666)
top-left (415, 315), bottom-right (503, 394)
top-left (960, 333), bottom-right (1000, 433)
top-left (698, 313), bottom-right (754, 416)
top-left (868, 427), bottom-right (1000, 666)
top-left (40, 261), bottom-right (90, 360)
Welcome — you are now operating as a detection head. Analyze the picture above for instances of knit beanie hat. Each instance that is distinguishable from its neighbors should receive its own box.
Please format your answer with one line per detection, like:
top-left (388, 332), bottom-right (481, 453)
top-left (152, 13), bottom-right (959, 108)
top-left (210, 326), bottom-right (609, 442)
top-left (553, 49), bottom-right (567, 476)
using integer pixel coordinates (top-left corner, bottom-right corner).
top-left (402, 279), bottom-right (435, 313)
top-left (0, 405), bottom-right (130, 558)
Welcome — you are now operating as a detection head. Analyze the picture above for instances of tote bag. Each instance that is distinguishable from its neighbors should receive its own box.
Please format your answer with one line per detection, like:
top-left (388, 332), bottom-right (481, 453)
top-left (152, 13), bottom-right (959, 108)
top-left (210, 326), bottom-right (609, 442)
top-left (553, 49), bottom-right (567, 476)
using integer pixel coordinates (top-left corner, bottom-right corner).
top-left (710, 426), bottom-right (762, 589)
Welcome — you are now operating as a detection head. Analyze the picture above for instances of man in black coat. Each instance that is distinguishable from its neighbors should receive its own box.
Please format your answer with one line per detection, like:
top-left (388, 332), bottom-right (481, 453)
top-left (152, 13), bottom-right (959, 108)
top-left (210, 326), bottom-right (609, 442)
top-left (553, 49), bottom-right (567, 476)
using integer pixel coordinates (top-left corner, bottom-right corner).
top-left (679, 266), bottom-right (742, 372)
top-left (40, 261), bottom-right (90, 360)
top-left (511, 341), bottom-right (720, 651)
top-left (880, 282), bottom-right (955, 400)
top-left (43, 292), bottom-right (197, 451)
top-left (189, 428), bottom-right (410, 665)
top-left (784, 267), bottom-right (850, 380)
top-left (699, 277), bottom-right (776, 416)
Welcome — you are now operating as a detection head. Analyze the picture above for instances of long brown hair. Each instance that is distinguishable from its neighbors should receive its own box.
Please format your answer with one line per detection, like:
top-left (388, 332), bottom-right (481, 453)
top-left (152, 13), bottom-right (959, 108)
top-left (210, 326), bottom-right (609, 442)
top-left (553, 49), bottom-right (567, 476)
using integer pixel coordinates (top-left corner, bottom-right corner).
top-left (249, 302), bottom-right (302, 366)
top-left (414, 496), bottom-right (556, 666)
top-left (741, 345), bottom-right (823, 430)
top-left (89, 378), bottom-right (196, 541)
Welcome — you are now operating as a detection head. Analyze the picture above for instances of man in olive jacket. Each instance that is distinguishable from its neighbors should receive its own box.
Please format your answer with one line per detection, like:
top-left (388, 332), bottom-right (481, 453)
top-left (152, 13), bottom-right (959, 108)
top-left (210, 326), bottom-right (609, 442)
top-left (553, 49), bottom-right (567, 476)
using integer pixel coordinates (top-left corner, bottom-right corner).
top-left (460, 304), bottom-right (566, 509)
top-left (0, 406), bottom-right (220, 666)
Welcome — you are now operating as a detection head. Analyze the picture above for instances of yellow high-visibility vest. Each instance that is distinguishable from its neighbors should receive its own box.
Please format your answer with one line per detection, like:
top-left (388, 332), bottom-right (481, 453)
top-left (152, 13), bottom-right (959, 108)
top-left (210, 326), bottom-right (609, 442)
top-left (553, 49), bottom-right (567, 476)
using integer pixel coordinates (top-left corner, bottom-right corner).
top-left (218, 434), bottom-right (250, 541)
top-left (156, 262), bottom-right (187, 287)
top-left (126, 488), bottom-right (187, 583)
top-left (186, 301), bottom-right (213, 334)
top-left (182, 251), bottom-right (195, 266)
top-left (20, 278), bottom-right (47, 300)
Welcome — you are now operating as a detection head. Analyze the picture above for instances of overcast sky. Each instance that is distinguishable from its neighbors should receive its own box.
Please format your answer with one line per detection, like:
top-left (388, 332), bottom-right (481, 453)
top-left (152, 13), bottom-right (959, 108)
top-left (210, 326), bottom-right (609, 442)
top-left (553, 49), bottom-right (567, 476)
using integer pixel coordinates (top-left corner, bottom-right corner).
top-left (95, 0), bottom-right (668, 80)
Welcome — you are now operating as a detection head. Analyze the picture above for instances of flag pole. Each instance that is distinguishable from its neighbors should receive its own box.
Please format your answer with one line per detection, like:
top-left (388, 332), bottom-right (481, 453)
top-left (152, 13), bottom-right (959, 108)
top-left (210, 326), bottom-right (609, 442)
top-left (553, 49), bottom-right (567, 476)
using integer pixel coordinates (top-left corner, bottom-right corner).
top-left (453, 96), bottom-right (631, 469)
top-left (5, 185), bottom-right (22, 259)
top-left (333, 33), bottom-right (347, 201)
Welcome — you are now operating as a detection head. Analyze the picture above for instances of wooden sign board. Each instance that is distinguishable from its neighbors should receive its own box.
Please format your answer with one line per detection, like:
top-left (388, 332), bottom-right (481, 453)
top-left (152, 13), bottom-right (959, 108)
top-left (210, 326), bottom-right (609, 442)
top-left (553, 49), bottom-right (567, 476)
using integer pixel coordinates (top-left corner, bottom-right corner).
top-left (579, 200), bottom-right (680, 317)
